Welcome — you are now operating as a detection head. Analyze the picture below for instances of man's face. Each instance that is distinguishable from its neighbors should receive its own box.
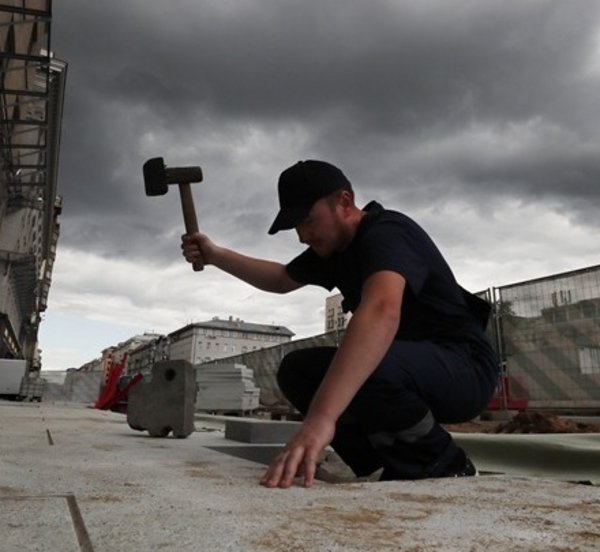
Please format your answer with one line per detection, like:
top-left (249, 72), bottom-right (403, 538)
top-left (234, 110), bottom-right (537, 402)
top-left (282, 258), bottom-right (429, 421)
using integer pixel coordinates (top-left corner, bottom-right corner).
top-left (295, 195), bottom-right (348, 258)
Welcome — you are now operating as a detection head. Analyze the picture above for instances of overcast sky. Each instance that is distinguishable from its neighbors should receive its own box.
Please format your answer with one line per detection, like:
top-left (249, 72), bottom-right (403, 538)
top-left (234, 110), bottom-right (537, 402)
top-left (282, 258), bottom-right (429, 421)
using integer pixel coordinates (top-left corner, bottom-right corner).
top-left (39, 0), bottom-right (600, 370)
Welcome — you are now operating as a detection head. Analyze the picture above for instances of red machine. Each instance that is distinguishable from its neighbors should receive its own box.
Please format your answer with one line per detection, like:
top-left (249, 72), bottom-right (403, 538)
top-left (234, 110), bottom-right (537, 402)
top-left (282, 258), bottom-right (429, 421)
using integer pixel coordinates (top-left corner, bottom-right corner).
top-left (94, 354), bottom-right (142, 413)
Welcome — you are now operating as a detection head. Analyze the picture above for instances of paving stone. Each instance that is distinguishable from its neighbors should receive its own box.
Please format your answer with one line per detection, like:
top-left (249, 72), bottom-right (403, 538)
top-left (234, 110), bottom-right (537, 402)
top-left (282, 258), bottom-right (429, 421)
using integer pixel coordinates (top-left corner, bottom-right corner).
top-left (224, 417), bottom-right (301, 443)
top-left (127, 360), bottom-right (197, 437)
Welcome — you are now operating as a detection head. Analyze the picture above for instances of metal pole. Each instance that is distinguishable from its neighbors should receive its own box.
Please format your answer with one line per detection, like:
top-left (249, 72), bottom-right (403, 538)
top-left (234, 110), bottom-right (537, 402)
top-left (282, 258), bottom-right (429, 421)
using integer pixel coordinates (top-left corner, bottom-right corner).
top-left (492, 287), bottom-right (509, 412)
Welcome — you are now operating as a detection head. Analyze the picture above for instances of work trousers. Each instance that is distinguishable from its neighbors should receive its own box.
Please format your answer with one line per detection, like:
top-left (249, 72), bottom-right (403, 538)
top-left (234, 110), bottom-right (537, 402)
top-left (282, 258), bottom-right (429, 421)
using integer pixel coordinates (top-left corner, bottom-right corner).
top-left (277, 339), bottom-right (499, 479)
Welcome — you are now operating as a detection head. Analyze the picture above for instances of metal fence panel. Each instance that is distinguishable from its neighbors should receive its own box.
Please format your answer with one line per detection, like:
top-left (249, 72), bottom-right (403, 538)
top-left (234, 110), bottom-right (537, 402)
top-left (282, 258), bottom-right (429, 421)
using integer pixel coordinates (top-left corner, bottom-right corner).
top-left (130, 267), bottom-right (600, 414)
top-left (496, 265), bottom-right (600, 410)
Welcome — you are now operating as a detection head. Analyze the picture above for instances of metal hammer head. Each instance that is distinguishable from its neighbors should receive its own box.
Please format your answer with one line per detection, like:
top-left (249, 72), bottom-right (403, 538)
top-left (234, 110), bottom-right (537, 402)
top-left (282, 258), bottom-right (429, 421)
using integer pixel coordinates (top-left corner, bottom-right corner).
top-left (143, 157), bottom-right (203, 196)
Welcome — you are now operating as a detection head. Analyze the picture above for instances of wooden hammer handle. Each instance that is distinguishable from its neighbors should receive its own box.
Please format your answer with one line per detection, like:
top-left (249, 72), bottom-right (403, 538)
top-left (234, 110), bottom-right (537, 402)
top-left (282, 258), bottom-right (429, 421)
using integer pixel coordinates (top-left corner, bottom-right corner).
top-left (178, 183), bottom-right (204, 272)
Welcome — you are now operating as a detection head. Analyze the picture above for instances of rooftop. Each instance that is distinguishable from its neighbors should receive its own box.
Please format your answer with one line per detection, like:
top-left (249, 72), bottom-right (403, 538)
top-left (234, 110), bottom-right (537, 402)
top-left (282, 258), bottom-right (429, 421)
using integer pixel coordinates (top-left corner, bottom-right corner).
top-left (171, 317), bottom-right (295, 338)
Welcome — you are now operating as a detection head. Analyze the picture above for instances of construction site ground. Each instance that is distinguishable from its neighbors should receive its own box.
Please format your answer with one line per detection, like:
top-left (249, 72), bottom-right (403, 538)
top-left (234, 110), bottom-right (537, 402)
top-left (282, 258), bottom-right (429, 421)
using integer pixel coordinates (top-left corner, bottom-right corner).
top-left (1, 401), bottom-right (599, 552)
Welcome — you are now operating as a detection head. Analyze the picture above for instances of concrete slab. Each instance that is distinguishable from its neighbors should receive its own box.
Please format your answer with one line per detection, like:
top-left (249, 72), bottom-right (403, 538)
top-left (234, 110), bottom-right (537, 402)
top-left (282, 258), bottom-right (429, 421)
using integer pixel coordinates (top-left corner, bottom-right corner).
top-left (224, 418), bottom-right (300, 443)
top-left (1, 401), bottom-right (599, 551)
top-left (0, 495), bottom-right (80, 552)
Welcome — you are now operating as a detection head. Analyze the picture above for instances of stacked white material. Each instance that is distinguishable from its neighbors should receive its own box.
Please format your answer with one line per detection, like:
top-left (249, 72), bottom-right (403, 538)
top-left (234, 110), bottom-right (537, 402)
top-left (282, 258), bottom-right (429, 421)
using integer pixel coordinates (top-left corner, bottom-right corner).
top-left (196, 363), bottom-right (260, 412)
top-left (19, 377), bottom-right (45, 401)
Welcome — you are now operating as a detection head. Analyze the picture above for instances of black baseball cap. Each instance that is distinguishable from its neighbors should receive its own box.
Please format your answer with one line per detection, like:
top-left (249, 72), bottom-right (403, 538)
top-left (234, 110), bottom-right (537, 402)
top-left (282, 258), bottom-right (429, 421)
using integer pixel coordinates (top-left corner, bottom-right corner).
top-left (268, 160), bottom-right (351, 235)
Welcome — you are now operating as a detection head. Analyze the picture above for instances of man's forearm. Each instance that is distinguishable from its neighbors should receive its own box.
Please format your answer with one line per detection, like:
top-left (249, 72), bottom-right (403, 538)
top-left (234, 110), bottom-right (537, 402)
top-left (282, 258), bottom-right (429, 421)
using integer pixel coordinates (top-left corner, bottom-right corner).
top-left (211, 246), bottom-right (300, 293)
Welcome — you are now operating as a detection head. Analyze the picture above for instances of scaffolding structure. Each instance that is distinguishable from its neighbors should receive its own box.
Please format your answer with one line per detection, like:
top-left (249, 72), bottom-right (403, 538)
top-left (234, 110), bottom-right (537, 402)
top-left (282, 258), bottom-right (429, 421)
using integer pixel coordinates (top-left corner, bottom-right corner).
top-left (0, 1), bottom-right (66, 368)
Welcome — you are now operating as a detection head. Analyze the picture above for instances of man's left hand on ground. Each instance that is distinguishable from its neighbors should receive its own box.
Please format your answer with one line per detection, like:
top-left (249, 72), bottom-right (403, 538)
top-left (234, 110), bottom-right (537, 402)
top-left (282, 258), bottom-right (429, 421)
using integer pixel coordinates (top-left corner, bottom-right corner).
top-left (260, 415), bottom-right (335, 489)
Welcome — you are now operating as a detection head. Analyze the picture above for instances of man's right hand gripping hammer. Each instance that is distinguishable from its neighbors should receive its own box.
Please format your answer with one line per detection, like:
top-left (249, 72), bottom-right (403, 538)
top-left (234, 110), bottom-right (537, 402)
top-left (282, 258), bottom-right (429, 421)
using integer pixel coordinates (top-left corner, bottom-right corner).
top-left (181, 233), bottom-right (211, 268)
top-left (143, 156), bottom-right (205, 272)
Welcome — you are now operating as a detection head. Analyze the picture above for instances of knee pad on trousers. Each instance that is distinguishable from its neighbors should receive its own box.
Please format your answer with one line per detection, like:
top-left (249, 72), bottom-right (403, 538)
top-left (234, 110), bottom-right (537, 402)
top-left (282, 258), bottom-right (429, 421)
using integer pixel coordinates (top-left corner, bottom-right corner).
top-left (276, 350), bottom-right (303, 394)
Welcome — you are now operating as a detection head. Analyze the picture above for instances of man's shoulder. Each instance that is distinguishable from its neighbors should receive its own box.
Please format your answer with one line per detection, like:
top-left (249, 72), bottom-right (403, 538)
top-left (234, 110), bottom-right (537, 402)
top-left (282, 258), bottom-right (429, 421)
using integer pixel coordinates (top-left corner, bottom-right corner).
top-left (361, 201), bottom-right (420, 233)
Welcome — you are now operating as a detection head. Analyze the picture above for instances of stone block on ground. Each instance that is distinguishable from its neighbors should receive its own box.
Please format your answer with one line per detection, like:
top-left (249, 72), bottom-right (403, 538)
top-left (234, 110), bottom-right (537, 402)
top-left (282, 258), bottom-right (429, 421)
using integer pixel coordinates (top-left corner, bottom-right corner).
top-left (127, 360), bottom-right (197, 438)
top-left (224, 418), bottom-right (301, 443)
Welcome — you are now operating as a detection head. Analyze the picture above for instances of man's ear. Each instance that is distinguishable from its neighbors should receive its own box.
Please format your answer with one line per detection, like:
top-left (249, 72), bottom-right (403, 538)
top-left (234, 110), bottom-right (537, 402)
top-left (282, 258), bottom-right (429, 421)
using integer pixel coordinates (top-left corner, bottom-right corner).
top-left (338, 189), bottom-right (354, 211)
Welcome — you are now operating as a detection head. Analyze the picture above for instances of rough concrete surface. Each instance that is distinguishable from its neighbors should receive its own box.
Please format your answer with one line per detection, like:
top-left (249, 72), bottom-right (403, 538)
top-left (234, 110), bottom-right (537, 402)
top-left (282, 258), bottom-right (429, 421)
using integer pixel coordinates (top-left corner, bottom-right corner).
top-left (1, 401), bottom-right (599, 552)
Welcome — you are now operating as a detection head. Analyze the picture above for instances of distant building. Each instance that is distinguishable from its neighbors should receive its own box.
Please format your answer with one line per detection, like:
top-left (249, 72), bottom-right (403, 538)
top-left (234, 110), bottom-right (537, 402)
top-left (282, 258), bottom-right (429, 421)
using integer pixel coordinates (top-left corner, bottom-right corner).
top-left (0, 5), bottom-right (67, 372)
top-left (126, 335), bottom-right (171, 376)
top-left (101, 333), bottom-right (161, 383)
top-left (125, 317), bottom-right (295, 375)
top-left (169, 317), bottom-right (294, 365)
top-left (325, 294), bottom-right (351, 332)
top-left (79, 358), bottom-right (102, 373)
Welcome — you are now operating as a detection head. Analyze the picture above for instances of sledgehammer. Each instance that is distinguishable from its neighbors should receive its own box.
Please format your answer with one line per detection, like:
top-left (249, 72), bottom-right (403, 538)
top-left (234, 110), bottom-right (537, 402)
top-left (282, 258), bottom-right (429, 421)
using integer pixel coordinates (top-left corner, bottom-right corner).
top-left (143, 157), bottom-right (204, 271)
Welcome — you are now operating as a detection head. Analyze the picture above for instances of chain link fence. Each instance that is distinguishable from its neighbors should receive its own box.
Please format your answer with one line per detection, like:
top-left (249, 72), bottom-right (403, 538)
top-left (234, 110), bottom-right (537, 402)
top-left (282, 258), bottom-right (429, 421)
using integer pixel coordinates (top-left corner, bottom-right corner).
top-left (198, 265), bottom-right (600, 414)
top-left (240, 264), bottom-right (600, 414)
top-left (491, 265), bottom-right (600, 412)
top-left (130, 266), bottom-right (600, 415)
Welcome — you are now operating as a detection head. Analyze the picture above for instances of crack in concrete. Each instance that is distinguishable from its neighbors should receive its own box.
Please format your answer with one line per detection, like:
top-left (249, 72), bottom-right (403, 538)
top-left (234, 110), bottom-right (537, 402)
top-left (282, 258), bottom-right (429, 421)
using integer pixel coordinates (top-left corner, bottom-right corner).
top-left (66, 494), bottom-right (94, 552)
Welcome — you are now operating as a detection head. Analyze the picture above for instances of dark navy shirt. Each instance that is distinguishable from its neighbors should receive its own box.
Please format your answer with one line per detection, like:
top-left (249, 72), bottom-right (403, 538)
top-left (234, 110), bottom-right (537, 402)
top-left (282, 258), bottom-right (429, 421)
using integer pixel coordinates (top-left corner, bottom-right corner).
top-left (286, 201), bottom-right (491, 344)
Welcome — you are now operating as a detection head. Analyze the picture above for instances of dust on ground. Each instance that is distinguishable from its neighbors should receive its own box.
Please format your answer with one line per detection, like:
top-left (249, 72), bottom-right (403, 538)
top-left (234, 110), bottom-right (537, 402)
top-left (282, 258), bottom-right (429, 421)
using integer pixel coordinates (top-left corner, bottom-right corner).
top-left (444, 411), bottom-right (600, 434)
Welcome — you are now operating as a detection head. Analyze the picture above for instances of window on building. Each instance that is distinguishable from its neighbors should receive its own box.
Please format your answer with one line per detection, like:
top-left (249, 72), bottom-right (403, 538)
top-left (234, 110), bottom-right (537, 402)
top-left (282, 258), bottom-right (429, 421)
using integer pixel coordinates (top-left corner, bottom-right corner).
top-left (579, 347), bottom-right (600, 375)
top-left (580, 301), bottom-right (597, 318)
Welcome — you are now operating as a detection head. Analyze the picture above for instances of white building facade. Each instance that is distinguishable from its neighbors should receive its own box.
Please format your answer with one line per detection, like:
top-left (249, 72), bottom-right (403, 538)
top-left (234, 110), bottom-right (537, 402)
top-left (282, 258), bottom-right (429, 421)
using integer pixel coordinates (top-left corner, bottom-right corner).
top-left (169, 317), bottom-right (294, 365)
top-left (325, 294), bottom-right (351, 332)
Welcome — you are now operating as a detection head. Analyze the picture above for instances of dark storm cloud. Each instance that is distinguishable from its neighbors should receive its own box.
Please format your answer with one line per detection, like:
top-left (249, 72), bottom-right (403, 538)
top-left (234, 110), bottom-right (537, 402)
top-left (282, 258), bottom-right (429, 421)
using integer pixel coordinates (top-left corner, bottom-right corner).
top-left (52, 0), bottom-right (600, 259)
top-left (40, 1), bottom-right (600, 369)
top-left (58, 0), bottom-right (600, 126)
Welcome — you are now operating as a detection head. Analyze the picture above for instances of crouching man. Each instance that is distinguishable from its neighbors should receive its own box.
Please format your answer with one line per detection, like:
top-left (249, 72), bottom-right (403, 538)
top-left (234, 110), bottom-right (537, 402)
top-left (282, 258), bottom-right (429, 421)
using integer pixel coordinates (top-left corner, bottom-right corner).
top-left (182, 160), bottom-right (499, 488)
